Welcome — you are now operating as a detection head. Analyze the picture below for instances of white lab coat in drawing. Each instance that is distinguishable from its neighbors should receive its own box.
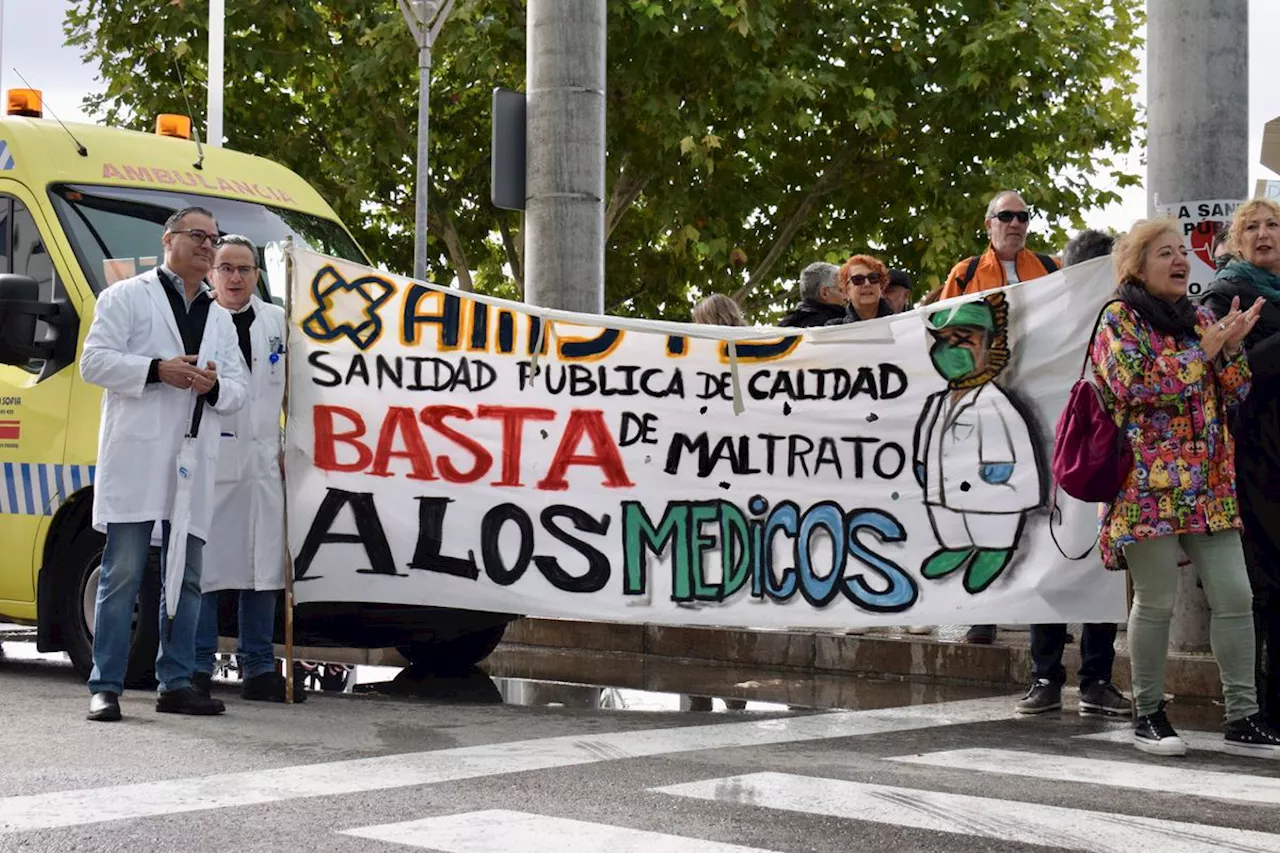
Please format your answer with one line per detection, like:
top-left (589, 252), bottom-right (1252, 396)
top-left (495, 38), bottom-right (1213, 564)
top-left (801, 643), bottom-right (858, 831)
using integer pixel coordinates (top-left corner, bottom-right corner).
top-left (913, 382), bottom-right (1042, 516)
top-left (203, 295), bottom-right (288, 593)
top-left (81, 269), bottom-right (247, 542)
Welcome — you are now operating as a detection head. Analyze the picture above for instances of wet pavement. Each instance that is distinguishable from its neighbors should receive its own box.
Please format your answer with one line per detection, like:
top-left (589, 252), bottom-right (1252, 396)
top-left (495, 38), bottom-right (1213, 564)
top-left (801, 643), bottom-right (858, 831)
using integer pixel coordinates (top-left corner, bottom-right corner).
top-left (1, 621), bottom-right (1226, 728)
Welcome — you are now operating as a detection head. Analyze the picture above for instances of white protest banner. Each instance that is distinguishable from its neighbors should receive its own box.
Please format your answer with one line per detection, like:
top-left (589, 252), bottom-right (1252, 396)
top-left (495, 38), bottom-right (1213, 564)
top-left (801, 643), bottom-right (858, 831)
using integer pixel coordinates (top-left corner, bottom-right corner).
top-left (285, 247), bottom-right (1126, 628)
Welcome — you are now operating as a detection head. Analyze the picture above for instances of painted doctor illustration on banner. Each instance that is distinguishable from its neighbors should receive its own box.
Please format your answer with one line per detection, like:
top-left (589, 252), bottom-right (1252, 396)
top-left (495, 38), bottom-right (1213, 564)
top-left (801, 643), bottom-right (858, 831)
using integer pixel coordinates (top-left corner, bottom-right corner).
top-left (915, 293), bottom-right (1046, 594)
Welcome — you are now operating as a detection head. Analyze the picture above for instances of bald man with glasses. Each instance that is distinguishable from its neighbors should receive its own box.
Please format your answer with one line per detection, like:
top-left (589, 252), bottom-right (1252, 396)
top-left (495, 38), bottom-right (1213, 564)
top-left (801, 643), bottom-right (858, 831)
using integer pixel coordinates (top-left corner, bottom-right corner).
top-left (938, 191), bottom-right (1060, 302)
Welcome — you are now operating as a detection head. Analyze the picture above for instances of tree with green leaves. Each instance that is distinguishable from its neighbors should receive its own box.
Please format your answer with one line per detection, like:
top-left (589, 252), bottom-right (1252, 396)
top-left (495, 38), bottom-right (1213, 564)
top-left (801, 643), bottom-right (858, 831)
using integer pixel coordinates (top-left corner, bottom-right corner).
top-left (66, 0), bottom-right (1142, 321)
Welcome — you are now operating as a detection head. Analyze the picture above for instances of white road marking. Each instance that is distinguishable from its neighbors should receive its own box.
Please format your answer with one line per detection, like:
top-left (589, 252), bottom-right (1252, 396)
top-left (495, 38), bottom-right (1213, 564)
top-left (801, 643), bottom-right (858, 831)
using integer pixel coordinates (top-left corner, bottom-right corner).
top-left (656, 772), bottom-right (1280, 853)
top-left (341, 809), bottom-right (782, 852)
top-left (889, 748), bottom-right (1280, 805)
top-left (0, 694), bottom-right (1018, 834)
top-left (1076, 728), bottom-right (1226, 754)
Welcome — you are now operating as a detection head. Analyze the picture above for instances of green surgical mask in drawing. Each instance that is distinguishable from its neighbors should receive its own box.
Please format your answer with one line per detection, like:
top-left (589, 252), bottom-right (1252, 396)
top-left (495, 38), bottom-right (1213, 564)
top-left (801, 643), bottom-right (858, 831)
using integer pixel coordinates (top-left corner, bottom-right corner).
top-left (930, 340), bottom-right (975, 380)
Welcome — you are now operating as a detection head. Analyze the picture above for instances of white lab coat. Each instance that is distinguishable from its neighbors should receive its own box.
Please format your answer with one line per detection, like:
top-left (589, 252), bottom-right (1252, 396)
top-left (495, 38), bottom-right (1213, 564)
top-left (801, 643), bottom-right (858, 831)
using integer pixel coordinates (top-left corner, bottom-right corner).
top-left (203, 295), bottom-right (288, 592)
top-left (913, 382), bottom-right (1042, 515)
top-left (80, 268), bottom-right (247, 542)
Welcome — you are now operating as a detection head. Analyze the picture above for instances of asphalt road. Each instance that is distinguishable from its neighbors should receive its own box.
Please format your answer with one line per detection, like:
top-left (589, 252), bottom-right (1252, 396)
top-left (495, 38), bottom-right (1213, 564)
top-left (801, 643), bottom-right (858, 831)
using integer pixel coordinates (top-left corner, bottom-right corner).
top-left (2, 636), bottom-right (1279, 853)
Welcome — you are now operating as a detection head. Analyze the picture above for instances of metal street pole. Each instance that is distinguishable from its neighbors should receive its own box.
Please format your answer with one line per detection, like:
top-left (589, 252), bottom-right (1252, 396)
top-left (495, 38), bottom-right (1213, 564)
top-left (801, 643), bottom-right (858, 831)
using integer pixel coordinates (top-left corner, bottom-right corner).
top-left (398, 0), bottom-right (454, 281)
top-left (525, 0), bottom-right (606, 313)
top-left (208, 0), bottom-right (225, 147)
top-left (1147, 0), bottom-right (1248, 654)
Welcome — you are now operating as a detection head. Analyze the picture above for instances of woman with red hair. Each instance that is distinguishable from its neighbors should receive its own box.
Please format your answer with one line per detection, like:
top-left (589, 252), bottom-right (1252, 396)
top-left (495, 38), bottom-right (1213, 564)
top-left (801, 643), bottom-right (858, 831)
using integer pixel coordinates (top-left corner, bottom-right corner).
top-left (826, 254), bottom-right (895, 325)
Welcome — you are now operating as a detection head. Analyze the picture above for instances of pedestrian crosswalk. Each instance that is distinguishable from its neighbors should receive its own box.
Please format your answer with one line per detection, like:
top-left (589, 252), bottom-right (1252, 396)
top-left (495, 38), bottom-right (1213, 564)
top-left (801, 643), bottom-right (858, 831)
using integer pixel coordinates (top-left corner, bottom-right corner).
top-left (657, 772), bottom-right (1280, 853)
top-left (890, 746), bottom-right (1280, 805)
top-left (343, 810), bottom-right (782, 852)
top-left (1076, 727), bottom-right (1227, 754)
top-left (4, 695), bottom-right (1280, 852)
top-left (331, 728), bottom-right (1280, 853)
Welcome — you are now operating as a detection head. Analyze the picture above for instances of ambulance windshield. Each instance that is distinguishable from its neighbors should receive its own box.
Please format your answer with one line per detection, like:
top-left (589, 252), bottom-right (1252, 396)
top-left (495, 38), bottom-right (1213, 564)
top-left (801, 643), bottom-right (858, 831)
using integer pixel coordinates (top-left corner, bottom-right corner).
top-left (48, 183), bottom-right (366, 299)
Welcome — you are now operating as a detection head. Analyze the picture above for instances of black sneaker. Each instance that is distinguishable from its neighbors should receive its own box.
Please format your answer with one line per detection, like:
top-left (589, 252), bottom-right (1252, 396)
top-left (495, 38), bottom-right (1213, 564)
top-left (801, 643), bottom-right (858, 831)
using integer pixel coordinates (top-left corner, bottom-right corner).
top-left (191, 671), bottom-right (213, 699)
top-left (1078, 680), bottom-right (1132, 718)
top-left (1133, 702), bottom-right (1186, 756)
top-left (1015, 679), bottom-right (1062, 715)
top-left (1224, 712), bottom-right (1280, 759)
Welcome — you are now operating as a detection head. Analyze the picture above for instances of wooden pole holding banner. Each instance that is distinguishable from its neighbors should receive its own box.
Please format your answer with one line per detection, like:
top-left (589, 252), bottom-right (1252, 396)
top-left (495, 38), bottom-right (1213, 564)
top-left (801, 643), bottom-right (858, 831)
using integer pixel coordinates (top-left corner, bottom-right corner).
top-left (282, 238), bottom-right (296, 705)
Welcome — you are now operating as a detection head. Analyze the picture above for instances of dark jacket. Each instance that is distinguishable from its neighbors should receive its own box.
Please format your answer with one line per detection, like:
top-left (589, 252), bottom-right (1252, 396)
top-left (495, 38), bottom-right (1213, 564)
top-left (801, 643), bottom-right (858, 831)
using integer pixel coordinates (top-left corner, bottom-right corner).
top-left (824, 299), bottom-right (895, 326)
top-left (1201, 274), bottom-right (1280, 599)
top-left (778, 299), bottom-right (846, 328)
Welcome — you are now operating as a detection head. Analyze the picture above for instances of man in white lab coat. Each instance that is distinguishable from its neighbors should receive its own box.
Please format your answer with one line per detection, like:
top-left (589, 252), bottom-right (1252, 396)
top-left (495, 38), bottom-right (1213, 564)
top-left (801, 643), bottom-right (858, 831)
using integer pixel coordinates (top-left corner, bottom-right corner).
top-left (192, 236), bottom-right (296, 703)
top-left (80, 207), bottom-right (247, 721)
top-left (912, 293), bottom-right (1046, 595)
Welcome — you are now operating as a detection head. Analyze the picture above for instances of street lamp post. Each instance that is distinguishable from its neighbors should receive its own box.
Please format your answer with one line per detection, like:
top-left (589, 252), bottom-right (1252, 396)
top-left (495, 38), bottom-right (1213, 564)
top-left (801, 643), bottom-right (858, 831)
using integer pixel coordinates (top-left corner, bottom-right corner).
top-left (398, 0), bottom-right (455, 281)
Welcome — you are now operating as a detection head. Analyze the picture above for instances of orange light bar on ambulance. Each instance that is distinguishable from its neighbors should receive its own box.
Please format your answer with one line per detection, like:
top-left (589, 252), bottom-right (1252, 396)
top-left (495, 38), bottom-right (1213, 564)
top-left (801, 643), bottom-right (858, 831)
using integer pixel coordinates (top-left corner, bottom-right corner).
top-left (7, 89), bottom-right (43, 118)
top-left (155, 114), bottom-right (193, 140)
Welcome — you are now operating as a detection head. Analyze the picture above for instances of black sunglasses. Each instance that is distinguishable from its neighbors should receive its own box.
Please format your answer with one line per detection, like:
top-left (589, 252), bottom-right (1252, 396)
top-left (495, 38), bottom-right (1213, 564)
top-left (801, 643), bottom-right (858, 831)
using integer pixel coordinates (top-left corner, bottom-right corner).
top-left (847, 272), bottom-right (883, 287)
top-left (994, 210), bottom-right (1030, 223)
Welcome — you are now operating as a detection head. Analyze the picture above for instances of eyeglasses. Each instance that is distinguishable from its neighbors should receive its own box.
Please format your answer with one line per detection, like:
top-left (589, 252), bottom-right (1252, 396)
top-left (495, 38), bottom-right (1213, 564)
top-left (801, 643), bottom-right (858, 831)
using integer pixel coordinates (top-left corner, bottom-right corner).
top-left (847, 273), bottom-right (883, 287)
top-left (215, 263), bottom-right (257, 277)
top-left (993, 210), bottom-right (1030, 224)
top-left (169, 228), bottom-right (219, 246)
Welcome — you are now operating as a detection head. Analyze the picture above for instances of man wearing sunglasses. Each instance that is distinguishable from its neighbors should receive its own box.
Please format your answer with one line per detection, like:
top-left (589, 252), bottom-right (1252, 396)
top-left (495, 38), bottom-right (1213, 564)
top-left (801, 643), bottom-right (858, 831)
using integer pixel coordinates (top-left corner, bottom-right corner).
top-left (938, 191), bottom-right (1058, 646)
top-left (939, 191), bottom-right (1060, 302)
top-left (80, 206), bottom-right (247, 721)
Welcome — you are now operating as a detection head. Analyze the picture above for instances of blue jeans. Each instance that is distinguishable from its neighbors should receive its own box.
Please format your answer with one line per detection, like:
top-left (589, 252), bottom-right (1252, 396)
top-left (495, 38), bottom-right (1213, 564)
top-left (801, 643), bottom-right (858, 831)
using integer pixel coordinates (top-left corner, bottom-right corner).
top-left (195, 589), bottom-right (279, 679)
top-left (88, 521), bottom-right (204, 696)
top-left (1030, 622), bottom-right (1118, 685)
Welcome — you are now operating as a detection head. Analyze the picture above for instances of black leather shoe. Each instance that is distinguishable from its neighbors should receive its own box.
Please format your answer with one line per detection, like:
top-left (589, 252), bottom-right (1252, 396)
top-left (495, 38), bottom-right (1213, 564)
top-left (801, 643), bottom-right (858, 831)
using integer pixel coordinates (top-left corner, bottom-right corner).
top-left (88, 691), bottom-right (121, 722)
top-left (191, 671), bottom-right (213, 699)
top-left (242, 671), bottom-right (303, 703)
top-left (156, 687), bottom-right (225, 716)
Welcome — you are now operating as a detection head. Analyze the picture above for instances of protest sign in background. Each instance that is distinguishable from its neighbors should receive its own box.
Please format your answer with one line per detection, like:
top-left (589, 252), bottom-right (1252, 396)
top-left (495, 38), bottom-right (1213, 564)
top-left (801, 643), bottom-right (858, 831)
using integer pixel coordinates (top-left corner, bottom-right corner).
top-left (285, 247), bottom-right (1126, 628)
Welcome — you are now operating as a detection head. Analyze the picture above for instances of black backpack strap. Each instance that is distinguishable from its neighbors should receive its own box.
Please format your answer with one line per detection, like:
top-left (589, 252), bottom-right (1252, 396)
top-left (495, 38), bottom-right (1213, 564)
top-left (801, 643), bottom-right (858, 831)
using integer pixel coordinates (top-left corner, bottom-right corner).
top-left (1036, 252), bottom-right (1060, 275)
top-left (956, 255), bottom-right (981, 294)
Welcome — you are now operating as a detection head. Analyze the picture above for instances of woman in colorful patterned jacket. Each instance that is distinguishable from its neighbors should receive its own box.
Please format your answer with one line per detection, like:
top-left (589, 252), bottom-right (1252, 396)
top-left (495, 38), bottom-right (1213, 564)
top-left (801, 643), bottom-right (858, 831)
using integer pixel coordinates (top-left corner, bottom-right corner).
top-left (1091, 218), bottom-right (1279, 758)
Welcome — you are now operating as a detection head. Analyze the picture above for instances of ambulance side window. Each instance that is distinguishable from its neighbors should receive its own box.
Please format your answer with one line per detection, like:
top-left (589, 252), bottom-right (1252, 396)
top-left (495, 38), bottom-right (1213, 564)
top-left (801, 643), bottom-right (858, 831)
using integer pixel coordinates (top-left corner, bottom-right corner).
top-left (0, 199), bottom-right (9, 273)
top-left (3, 197), bottom-right (66, 374)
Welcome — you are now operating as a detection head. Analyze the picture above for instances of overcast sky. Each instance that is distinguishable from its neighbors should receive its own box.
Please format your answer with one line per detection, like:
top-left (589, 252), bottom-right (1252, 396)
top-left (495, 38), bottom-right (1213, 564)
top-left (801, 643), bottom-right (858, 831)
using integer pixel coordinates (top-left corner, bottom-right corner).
top-left (2, 0), bottom-right (1278, 238)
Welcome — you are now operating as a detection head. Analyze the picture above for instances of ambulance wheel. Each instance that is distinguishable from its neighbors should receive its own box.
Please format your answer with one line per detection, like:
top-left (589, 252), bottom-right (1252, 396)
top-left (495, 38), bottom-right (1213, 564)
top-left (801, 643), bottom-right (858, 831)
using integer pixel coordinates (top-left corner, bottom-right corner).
top-left (397, 624), bottom-right (507, 674)
top-left (60, 526), bottom-right (161, 688)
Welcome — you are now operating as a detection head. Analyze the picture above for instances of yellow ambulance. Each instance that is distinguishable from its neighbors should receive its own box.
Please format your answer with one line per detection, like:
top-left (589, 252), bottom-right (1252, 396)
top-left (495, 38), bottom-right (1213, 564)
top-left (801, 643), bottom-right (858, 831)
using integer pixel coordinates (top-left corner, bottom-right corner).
top-left (0, 91), bottom-right (510, 685)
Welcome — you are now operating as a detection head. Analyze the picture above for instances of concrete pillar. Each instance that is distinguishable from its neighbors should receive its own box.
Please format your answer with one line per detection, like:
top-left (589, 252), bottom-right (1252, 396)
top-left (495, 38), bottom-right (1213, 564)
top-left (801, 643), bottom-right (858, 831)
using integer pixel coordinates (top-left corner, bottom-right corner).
top-left (1147, 0), bottom-right (1248, 654)
top-left (524, 0), bottom-right (606, 313)
top-left (1147, 0), bottom-right (1249, 216)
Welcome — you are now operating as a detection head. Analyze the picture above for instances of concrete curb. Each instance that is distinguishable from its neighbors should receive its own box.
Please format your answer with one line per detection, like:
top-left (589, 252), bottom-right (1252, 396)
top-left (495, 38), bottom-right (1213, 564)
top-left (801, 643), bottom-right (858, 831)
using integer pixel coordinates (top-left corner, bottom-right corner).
top-left (499, 618), bottom-right (1224, 701)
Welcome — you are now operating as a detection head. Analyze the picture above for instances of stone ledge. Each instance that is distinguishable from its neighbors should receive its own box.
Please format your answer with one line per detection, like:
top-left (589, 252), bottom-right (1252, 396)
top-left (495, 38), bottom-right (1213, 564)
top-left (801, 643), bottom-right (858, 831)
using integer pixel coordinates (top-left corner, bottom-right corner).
top-left (498, 617), bottom-right (1223, 701)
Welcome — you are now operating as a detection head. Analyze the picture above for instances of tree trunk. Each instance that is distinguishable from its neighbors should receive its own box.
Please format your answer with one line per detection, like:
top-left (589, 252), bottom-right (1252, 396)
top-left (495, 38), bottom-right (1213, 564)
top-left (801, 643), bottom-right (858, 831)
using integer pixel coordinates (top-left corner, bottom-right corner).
top-left (731, 148), bottom-right (860, 305)
top-left (499, 213), bottom-right (524, 297)
top-left (605, 153), bottom-right (653, 240)
top-left (434, 205), bottom-right (473, 292)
